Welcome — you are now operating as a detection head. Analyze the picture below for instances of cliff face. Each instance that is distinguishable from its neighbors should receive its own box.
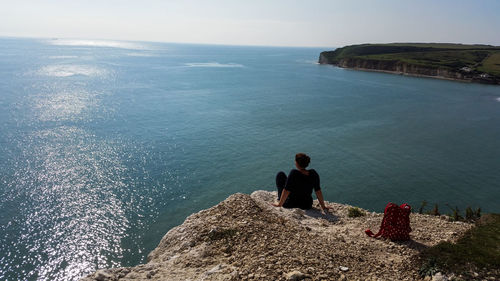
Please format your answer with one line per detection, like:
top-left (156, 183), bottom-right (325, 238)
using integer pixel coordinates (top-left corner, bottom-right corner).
top-left (82, 191), bottom-right (472, 281)
top-left (337, 57), bottom-right (467, 80)
top-left (318, 51), bottom-right (338, 65)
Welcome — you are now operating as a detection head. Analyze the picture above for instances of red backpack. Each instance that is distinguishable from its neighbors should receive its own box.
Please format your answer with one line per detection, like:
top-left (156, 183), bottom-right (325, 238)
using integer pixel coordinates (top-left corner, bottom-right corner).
top-left (365, 203), bottom-right (412, 241)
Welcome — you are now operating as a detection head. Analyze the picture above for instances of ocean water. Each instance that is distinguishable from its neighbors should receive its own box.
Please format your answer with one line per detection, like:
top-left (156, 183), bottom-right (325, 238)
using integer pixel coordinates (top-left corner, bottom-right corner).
top-left (1, 37), bottom-right (499, 280)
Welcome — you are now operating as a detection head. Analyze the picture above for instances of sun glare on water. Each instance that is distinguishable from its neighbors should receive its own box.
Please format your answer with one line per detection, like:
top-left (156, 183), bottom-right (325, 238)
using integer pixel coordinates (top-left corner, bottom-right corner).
top-left (47, 39), bottom-right (148, 50)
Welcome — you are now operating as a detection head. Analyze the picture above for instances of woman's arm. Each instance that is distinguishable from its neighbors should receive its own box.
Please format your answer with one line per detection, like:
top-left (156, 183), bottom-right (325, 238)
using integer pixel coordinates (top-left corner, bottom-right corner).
top-left (315, 190), bottom-right (332, 211)
top-left (272, 189), bottom-right (290, 207)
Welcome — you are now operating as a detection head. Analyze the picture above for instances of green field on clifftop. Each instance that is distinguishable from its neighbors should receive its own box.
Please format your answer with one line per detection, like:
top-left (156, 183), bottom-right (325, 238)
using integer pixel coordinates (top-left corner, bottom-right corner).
top-left (478, 52), bottom-right (500, 76)
top-left (320, 43), bottom-right (500, 80)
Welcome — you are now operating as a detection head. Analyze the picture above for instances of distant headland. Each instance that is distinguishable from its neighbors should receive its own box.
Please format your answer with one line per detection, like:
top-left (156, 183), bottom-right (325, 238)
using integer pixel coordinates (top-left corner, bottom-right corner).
top-left (319, 43), bottom-right (500, 85)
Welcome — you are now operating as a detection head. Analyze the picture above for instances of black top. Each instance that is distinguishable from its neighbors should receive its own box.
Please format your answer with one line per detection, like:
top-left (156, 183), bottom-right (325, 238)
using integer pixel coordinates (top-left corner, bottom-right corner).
top-left (283, 169), bottom-right (321, 209)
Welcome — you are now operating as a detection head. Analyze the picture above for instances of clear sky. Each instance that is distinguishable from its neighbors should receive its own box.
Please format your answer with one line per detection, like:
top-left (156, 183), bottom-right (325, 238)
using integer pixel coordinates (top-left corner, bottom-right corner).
top-left (1, 0), bottom-right (499, 47)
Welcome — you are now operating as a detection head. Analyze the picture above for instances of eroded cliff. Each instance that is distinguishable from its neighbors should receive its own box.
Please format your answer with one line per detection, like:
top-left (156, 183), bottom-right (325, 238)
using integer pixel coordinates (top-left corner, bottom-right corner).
top-left (81, 191), bottom-right (473, 281)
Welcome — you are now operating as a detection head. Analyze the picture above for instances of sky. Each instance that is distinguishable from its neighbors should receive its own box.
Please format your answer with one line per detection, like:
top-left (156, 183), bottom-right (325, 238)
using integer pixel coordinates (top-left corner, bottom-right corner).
top-left (1, 0), bottom-right (499, 47)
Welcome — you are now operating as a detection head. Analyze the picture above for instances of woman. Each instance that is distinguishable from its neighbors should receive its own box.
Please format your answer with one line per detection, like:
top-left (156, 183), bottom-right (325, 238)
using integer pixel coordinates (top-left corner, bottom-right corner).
top-left (272, 153), bottom-right (331, 211)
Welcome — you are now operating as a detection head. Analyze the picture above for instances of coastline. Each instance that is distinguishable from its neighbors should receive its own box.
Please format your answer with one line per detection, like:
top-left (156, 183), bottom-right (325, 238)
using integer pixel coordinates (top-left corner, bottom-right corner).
top-left (318, 44), bottom-right (500, 86)
top-left (82, 191), bottom-right (473, 281)
top-left (337, 66), bottom-right (476, 84)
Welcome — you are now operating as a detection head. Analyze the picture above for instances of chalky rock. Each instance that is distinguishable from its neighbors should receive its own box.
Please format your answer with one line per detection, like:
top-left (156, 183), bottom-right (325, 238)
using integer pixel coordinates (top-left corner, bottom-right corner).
top-left (285, 270), bottom-right (308, 281)
top-left (339, 266), bottom-right (349, 272)
top-left (432, 272), bottom-right (448, 281)
top-left (81, 191), bottom-right (472, 281)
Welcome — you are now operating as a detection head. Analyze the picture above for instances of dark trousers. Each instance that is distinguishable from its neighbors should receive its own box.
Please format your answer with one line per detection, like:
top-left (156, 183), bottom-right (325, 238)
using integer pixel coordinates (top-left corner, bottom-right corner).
top-left (275, 171), bottom-right (287, 200)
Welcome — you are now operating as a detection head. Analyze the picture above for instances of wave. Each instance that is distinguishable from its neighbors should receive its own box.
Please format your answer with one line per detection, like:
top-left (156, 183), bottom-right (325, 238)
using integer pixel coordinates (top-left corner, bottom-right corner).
top-left (48, 55), bottom-right (78, 59)
top-left (47, 39), bottom-right (147, 50)
top-left (496, 97), bottom-right (500, 102)
top-left (184, 62), bottom-right (244, 68)
top-left (296, 59), bottom-right (319, 64)
top-left (267, 54), bottom-right (286, 56)
top-left (126, 52), bottom-right (156, 57)
top-left (38, 64), bottom-right (107, 77)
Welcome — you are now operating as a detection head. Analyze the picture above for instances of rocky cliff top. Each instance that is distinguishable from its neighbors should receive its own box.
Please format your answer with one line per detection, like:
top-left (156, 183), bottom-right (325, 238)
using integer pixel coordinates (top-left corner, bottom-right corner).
top-left (82, 191), bottom-right (472, 281)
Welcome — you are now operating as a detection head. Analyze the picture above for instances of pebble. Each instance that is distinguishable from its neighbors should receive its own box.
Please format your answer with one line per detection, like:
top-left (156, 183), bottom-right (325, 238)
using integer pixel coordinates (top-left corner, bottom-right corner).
top-left (285, 270), bottom-right (308, 281)
top-left (230, 270), bottom-right (239, 279)
top-left (432, 272), bottom-right (447, 281)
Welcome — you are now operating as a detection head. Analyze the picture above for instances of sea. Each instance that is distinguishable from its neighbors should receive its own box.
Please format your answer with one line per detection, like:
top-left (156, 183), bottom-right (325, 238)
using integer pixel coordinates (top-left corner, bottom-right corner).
top-left (0, 37), bottom-right (499, 280)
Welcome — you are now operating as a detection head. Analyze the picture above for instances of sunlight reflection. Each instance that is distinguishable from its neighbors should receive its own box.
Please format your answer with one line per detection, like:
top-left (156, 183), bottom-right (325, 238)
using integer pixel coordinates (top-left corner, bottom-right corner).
top-left (184, 62), bottom-right (244, 68)
top-left (32, 91), bottom-right (98, 122)
top-left (47, 39), bottom-right (148, 50)
top-left (38, 65), bottom-right (107, 77)
top-left (4, 127), bottom-right (131, 280)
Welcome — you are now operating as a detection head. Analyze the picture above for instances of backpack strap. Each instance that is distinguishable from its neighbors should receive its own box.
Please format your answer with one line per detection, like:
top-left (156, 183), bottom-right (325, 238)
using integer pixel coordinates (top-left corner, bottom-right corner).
top-left (365, 228), bottom-right (383, 238)
top-left (365, 202), bottom-right (394, 238)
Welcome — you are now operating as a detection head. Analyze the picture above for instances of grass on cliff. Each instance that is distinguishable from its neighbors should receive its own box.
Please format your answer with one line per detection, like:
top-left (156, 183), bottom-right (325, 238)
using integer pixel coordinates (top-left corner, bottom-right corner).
top-left (347, 207), bottom-right (366, 218)
top-left (368, 43), bottom-right (498, 49)
top-left (360, 50), bottom-right (492, 70)
top-left (478, 53), bottom-right (500, 76)
top-left (418, 213), bottom-right (500, 278)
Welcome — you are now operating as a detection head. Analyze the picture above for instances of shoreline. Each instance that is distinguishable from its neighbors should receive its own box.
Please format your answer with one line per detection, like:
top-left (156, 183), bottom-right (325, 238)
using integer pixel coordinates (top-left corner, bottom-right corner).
top-left (338, 66), bottom-right (477, 84)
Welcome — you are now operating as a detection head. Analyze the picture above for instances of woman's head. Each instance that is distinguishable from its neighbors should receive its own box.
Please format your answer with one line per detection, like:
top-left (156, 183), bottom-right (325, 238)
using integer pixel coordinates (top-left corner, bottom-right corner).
top-left (295, 153), bottom-right (310, 169)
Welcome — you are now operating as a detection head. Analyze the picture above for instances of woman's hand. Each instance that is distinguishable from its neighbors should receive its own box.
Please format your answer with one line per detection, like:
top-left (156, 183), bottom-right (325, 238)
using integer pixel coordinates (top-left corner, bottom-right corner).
top-left (322, 205), bottom-right (333, 211)
top-left (315, 190), bottom-right (333, 214)
top-left (320, 205), bottom-right (333, 214)
top-left (272, 189), bottom-right (289, 208)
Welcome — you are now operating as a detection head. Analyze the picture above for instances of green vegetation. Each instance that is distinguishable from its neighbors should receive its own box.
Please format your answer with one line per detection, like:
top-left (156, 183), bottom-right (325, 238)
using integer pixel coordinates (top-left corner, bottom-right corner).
top-left (373, 43), bottom-right (498, 49)
top-left (347, 207), bottom-right (366, 217)
top-left (319, 43), bottom-right (500, 83)
top-left (418, 258), bottom-right (442, 277)
top-left (429, 204), bottom-right (440, 216)
top-left (465, 206), bottom-right (482, 222)
top-left (361, 50), bottom-right (490, 69)
top-left (418, 214), bottom-right (500, 279)
top-left (478, 52), bottom-right (500, 76)
top-left (418, 201), bottom-right (481, 222)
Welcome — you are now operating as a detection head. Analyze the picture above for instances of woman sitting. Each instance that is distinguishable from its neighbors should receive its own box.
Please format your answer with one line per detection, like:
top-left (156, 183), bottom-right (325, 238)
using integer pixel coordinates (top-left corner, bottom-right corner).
top-left (272, 153), bottom-right (331, 211)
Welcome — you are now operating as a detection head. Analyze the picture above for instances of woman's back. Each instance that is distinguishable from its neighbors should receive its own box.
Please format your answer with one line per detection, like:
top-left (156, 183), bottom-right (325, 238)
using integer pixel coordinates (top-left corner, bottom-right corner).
top-left (284, 169), bottom-right (321, 209)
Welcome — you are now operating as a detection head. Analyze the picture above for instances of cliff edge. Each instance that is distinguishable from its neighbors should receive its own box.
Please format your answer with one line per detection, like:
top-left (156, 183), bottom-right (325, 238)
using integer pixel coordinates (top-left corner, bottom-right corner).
top-left (81, 191), bottom-right (474, 281)
top-left (319, 43), bottom-right (500, 84)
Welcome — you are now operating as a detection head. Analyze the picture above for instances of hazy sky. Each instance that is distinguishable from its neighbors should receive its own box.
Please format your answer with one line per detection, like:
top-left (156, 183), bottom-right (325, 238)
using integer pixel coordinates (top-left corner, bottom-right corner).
top-left (1, 0), bottom-right (499, 47)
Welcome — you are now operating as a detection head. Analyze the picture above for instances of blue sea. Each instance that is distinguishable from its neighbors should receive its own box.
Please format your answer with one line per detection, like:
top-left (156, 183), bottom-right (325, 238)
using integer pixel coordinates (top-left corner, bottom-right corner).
top-left (0, 37), bottom-right (499, 280)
